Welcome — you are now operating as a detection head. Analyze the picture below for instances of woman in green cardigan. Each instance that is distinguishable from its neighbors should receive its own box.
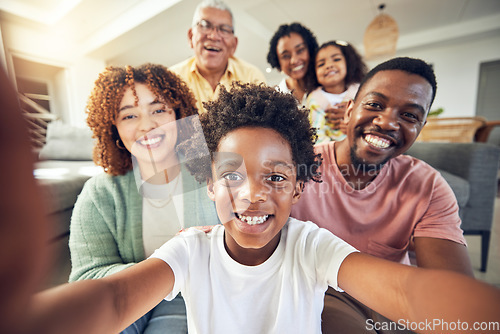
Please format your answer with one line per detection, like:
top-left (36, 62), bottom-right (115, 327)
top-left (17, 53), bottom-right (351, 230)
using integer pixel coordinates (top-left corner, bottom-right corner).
top-left (68, 63), bottom-right (218, 334)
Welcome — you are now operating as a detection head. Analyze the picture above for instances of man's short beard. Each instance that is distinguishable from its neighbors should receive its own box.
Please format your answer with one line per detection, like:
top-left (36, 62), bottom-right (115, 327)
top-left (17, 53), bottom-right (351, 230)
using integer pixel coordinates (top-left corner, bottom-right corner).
top-left (349, 144), bottom-right (389, 174)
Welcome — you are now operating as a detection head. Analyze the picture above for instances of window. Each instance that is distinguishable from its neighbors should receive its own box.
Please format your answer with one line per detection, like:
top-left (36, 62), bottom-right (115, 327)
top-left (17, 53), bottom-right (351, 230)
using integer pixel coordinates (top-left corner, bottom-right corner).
top-left (13, 56), bottom-right (61, 150)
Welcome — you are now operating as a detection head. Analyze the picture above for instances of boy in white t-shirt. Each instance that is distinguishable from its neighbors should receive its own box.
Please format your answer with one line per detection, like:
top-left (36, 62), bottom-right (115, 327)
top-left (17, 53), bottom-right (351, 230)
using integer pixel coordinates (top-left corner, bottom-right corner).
top-left (27, 83), bottom-right (500, 334)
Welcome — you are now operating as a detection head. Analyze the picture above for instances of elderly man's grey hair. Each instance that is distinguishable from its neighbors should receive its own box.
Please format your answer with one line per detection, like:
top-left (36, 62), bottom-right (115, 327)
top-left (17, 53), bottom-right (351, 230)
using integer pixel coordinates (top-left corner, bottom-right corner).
top-left (191, 0), bottom-right (235, 31)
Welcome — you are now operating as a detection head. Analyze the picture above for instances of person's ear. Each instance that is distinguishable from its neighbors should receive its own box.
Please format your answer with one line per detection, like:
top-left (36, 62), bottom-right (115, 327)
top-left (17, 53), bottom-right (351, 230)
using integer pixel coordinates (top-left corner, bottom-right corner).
top-left (207, 177), bottom-right (216, 202)
top-left (291, 181), bottom-right (304, 205)
top-left (228, 36), bottom-right (238, 57)
top-left (344, 99), bottom-right (355, 124)
top-left (188, 28), bottom-right (194, 49)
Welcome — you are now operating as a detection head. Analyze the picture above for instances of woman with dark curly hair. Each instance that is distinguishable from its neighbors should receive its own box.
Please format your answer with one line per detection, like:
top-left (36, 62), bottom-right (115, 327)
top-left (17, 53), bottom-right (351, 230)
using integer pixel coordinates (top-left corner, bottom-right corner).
top-left (266, 22), bottom-right (318, 105)
top-left (69, 63), bottom-right (218, 334)
top-left (307, 40), bottom-right (368, 143)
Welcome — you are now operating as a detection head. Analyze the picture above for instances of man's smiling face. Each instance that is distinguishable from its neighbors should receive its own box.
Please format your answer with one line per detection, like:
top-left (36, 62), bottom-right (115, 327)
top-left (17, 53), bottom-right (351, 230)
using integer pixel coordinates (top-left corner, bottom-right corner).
top-left (344, 70), bottom-right (432, 171)
top-left (188, 7), bottom-right (237, 75)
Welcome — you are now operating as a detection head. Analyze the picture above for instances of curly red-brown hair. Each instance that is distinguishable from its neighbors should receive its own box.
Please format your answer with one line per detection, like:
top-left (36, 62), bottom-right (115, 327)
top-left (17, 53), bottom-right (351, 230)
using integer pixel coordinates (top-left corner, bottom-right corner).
top-left (86, 63), bottom-right (198, 175)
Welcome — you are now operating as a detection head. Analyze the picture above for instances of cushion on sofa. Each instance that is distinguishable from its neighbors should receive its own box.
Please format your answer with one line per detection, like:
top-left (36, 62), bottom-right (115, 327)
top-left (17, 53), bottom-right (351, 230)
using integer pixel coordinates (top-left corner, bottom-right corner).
top-left (437, 169), bottom-right (469, 210)
top-left (34, 160), bottom-right (103, 240)
top-left (34, 160), bottom-right (103, 214)
top-left (39, 121), bottom-right (94, 161)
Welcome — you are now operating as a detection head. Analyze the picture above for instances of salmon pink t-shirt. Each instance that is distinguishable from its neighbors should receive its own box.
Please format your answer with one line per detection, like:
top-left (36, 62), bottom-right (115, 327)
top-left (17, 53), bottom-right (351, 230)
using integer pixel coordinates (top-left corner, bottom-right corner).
top-left (291, 141), bottom-right (466, 264)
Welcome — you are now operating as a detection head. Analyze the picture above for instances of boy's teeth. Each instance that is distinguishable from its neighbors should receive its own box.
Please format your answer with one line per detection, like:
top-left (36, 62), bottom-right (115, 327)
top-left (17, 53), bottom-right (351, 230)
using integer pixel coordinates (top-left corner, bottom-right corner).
top-left (236, 214), bottom-right (269, 225)
top-left (364, 134), bottom-right (390, 149)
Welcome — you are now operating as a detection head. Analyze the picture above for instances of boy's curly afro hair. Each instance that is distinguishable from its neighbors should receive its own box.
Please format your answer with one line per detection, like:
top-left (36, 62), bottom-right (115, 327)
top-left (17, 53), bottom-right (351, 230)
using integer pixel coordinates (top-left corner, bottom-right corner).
top-left (179, 82), bottom-right (322, 184)
top-left (86, 63), bottom-right (198, 175)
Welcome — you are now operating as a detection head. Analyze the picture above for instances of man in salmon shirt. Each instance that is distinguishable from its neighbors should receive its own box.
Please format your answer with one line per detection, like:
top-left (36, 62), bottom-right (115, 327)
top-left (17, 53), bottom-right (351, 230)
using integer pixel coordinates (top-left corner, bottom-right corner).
top-left (291, 57), bottom-right (473, 334)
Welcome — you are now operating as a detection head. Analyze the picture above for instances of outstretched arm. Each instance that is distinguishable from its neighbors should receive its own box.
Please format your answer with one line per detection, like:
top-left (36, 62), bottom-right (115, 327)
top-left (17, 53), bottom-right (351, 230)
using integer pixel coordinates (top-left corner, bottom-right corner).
top-left (413, 237), bottom-right (474, 276)
top-left (339, 253), bottom-right (500, 334)
top-left (25, 258), bottom-right (174, 334)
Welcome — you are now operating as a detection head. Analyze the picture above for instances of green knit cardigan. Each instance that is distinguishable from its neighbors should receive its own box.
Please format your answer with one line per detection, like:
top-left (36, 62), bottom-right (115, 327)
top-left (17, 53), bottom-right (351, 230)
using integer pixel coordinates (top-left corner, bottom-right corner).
top-left (68, 166), bottom-right (219, 282)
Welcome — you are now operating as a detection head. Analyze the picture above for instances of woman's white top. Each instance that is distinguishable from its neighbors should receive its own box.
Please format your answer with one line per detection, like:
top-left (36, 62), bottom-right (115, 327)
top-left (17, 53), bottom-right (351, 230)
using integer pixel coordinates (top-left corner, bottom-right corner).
top-left (141, 172), bottom-right (184, 257)
top-left (277, 77), bottom-right (307, 106)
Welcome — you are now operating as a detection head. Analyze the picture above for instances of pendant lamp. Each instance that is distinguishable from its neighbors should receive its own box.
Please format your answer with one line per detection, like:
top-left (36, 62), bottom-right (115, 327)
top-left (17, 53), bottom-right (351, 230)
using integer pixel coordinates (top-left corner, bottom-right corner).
top-left (363, 4), bottom-right (399, 60)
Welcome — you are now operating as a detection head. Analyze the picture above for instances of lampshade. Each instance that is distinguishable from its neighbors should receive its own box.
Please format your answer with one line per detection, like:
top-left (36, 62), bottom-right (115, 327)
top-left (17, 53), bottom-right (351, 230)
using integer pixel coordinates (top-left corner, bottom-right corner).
top-left (363, 6), bottom-right (399, 60)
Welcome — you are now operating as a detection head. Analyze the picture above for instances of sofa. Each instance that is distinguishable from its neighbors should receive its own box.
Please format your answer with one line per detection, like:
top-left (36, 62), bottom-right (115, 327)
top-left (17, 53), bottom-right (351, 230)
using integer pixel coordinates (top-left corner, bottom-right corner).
top-left (35, 122), bottom-right (103, 241)
top-left (34, 122), bottom-right (102, 286)
top-left (406, 141), bottom-right (500, 272)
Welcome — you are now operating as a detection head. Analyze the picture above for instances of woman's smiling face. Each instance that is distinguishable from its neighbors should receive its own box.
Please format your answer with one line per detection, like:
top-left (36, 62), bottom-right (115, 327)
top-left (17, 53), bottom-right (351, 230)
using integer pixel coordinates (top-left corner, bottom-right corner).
top-left (276, 32), bottom-right (310, 81)
top-left (115, 83), bottom-right (178, 171)
top-left (208, 127), bottom-right (302, 265)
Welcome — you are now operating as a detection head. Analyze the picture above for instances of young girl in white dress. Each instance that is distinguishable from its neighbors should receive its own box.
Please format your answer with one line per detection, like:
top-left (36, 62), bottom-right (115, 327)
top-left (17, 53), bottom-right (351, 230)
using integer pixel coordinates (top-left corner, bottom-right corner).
top-left (307, 40), bottom-right (367, 142)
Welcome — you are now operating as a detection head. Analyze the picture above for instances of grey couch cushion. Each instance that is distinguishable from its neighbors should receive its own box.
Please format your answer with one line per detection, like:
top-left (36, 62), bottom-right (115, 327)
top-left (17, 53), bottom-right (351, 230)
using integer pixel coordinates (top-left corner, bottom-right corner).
top-left (407, 142), bottom-right (500, 231)
top-left (34, 160), bottom-right (103, 240)
top-left (437, 169), bottom-right (469, 209)
top-left (39, 122), bottom-right (94, 161)
top-left (34, 160), bottom-right (103, 214)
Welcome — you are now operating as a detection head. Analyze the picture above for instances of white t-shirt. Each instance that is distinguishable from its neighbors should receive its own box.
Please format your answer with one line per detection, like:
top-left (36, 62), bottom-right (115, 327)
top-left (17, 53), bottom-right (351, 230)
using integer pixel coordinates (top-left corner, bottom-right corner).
top-left (151, 218), bottom-right (357, 333)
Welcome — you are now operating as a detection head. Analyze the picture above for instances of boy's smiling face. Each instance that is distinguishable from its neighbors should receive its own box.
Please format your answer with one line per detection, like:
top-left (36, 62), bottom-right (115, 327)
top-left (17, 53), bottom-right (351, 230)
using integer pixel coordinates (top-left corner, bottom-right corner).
top-left (207, 127), bottom-right (302, 265)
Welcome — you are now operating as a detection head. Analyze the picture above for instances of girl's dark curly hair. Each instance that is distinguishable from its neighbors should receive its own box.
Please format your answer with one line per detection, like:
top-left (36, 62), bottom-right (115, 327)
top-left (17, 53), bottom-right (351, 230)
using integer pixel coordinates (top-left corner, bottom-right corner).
top-left (180, 82), bottom-right (322, 185)
top-left (266, 22), bottom-right (319, 93)
top-left (86, 63), bottom-right (198, 175)
top-left (315, 40), bottom-right (368, 88)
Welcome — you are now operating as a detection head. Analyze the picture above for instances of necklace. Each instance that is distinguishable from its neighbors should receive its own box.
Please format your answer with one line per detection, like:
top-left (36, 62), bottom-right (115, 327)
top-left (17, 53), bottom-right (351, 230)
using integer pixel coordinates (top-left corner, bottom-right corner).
top-left (142, 171), bottom-right (182, 208)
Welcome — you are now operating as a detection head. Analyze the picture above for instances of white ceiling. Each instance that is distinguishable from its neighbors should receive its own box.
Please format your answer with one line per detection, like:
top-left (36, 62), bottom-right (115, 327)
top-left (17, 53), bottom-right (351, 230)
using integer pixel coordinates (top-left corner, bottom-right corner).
top-left (1, 0), bottom-right (500, 82)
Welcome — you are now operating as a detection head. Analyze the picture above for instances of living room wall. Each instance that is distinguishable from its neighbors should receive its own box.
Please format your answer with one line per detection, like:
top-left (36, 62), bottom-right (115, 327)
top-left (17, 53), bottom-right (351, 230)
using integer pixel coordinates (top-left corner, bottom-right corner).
top-left (391, 33), bottom-right (500, 118)
top-left (264, 31), bottom-right (500, 120)
top-left (2, 12), bottom-right (499, 127)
